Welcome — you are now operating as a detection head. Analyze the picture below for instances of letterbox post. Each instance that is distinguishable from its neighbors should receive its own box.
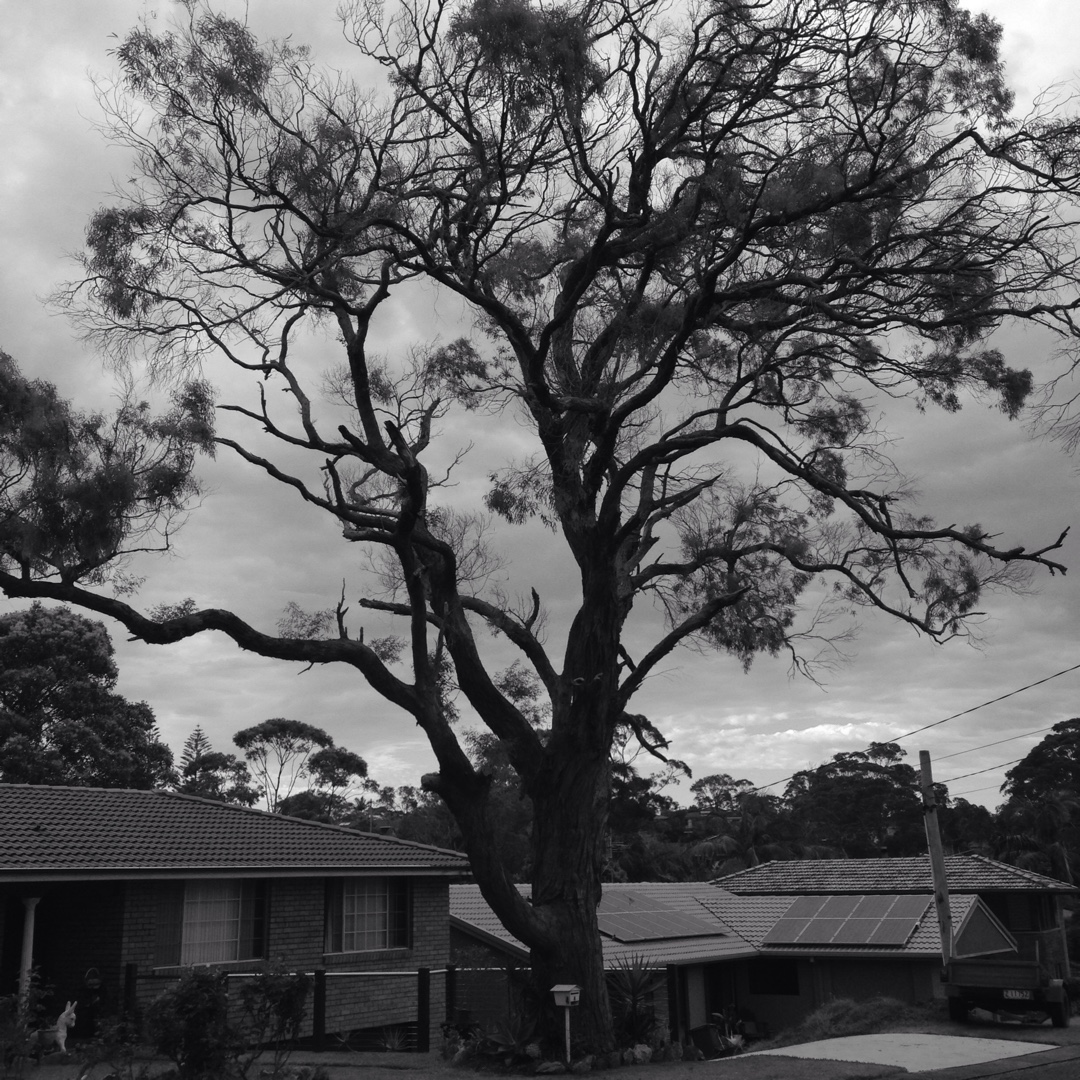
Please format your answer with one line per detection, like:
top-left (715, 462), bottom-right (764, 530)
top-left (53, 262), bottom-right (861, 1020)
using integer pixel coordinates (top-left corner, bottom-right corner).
top-left (550, 985), bottom-right (581, 1064)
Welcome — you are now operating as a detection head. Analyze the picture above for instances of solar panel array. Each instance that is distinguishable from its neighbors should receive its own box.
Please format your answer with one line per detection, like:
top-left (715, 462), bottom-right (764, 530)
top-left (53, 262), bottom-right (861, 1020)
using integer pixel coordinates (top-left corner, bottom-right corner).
top-left (762, 894), bottom-right (931, 948)
top-left (596, 889), bottom-right (723, 943)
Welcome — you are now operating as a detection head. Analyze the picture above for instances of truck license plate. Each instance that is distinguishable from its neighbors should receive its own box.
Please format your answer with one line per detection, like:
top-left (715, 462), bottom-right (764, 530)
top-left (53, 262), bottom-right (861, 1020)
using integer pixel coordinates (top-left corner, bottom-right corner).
top-left (1003, 989), bottom-right (1033, 1000)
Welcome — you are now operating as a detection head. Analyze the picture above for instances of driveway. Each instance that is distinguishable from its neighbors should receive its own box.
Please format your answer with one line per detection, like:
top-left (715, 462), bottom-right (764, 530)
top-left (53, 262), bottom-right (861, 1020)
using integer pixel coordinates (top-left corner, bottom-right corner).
top-left (747, 1032), bottom-right (1054, 1072)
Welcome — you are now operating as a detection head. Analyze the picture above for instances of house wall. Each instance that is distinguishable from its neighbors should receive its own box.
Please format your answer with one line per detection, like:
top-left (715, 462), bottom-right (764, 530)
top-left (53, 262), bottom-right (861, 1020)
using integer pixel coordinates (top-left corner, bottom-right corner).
top-left (727, 955), bottom-right (940, 1035)
top-left (684, 966), bottom-right (707, 1029)
top-left (121, 875), bottom-right (450, 1049)
top-left (732, 958), bottom-right (818, 1033)
top-left (817, 957), bottom-right (939, 1005)
top-left (0, 882), bottom-right (125, 1035)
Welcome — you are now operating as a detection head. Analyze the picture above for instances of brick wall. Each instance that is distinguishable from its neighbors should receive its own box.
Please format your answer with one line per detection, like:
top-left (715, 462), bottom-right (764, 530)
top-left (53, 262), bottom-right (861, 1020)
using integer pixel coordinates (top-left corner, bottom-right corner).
top-left (121, 875), bottom-right (451, 1049)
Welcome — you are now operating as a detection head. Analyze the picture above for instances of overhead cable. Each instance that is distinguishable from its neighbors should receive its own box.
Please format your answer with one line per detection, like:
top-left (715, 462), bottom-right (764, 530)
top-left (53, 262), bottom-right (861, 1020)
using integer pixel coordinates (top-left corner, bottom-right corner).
top-left (753, 661), bottom-right (1080, 794)
top-left (949, 781), bottom-right (1008, 798)
top-left (935, 724), bottom-right (1057, 761)
top-left (938, 757), bottom-right (1025, 785)
top-left (890, 661), bottom-right (1080, 743)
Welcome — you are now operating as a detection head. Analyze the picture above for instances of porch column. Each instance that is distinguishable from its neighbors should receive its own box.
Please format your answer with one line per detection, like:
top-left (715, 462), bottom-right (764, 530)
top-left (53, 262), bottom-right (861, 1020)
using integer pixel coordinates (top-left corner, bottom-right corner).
top-left (18, 897), bottom-right (40, 1015)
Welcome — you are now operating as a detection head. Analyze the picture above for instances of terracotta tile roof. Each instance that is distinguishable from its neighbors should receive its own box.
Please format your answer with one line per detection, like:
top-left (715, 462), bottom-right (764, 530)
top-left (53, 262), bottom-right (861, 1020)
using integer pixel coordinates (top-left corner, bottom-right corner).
top-left (698, 892), bottom-right (980, 958)
top-left (450, 883), bottom-right (757, 967)
top-left (714, 855), bottom-right (1074, 894)
top-left (450, 881), bottom-right (1013, 965)
top-left (0, 784), bottom-right (469, 879)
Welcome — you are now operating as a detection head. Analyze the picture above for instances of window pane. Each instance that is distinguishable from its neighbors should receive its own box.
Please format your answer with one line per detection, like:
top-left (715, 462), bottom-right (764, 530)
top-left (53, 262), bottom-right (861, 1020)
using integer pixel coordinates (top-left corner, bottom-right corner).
top-left (239, 880), bottom-right (267, 960)
top-left (182, 880), bottom-right (242, 964)
top-left (340, 878), bottom-right (408, 951)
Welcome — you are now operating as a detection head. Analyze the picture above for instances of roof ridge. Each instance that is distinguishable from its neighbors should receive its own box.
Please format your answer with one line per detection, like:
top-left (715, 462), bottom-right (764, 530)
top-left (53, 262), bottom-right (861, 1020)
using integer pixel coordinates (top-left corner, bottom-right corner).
top-left (963, 851), bottom-right (1072, 887)
top-left (713, 851), bottom-right (1074, 892)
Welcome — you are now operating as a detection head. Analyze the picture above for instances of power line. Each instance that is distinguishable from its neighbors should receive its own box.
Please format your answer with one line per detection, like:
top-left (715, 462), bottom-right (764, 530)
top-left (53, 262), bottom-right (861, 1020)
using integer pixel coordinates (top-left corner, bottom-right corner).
top-left (753, 661), bottom-right (1080, 794)
top-left (934, 724), bottom-right (1058, 761)
top-left (939, 757), bottom-right (1024, 785)
top-left (890, 661), bottom-right (1080, 743)
top-left (948, 781), bottom-right (1004, 798)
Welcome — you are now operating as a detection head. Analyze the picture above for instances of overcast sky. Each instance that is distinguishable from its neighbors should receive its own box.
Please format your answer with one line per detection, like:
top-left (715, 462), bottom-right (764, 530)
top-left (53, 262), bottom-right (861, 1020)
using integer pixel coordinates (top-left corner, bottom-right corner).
top-left (2, 0), bottom-right (1080, 811)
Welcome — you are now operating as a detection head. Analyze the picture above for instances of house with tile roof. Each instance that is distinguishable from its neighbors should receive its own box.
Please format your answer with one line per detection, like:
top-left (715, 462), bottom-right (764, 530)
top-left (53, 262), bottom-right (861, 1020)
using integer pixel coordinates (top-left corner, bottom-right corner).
top-left (714, 854), bottom-right (1075, 985)
top-left (450, 882), bottom-right (758, 1040)
top-left (0, 784), bottom-right (469, 1049)
top-left (699, 889), bottom-right (1018, 1034)
top-left (451, 863), bottom-right (1048, 1042)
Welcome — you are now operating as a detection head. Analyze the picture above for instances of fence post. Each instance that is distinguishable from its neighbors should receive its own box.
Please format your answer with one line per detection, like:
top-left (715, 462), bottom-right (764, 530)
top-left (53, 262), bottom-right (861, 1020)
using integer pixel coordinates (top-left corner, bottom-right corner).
top-left (312, 969), bottom-right (326, 1052)
top-left (123, 962), bottom-right (138, 1017)
top-left (417, 968), bottom-right (431, 1053)
top-left (445, 964), bottom-right (456, 1025)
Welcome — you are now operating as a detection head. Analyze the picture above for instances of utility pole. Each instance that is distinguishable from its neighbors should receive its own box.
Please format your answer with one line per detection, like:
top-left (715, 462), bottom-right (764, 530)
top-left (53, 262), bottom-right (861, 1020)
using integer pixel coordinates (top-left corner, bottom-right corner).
top-left (920, 750), bottom-right (952, 970)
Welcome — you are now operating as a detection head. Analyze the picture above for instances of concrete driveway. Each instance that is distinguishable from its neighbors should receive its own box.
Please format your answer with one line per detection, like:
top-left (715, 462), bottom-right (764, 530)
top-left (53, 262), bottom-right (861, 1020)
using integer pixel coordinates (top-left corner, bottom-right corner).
top-left (747, 1032), bottom-right (1056, 1073)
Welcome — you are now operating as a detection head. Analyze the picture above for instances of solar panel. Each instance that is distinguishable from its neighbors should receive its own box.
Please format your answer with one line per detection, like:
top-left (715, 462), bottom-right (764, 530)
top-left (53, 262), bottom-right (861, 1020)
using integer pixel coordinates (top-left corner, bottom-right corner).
top-left (818, 895), bottom-right (861, 918)
top-left (830, 919), bottom-right (883, 945)
top-left (869, 918), bottom-right (921, 946)
top-left (796, 918), bottom-right (847, 944)
top-left (889, 895), bottom-right (932, 919)
top-left (763, 894), bottom-right (931, 950)
top-left (762, 918), bottom-right (812, 944)
top-left (596, 890), bottom-right (721, 942)
top-left (785, 895), bottom-right (829, 918)
top-left (597, 890), bottom-right (646, 914)
top-left (851, 895), bottom-right (896, 919)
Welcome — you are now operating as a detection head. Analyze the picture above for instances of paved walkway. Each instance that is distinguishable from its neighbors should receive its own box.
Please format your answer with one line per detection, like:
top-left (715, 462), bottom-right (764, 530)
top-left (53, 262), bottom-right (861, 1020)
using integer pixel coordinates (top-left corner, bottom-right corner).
top-left (748, 1033), bottom-right (1055, 1073)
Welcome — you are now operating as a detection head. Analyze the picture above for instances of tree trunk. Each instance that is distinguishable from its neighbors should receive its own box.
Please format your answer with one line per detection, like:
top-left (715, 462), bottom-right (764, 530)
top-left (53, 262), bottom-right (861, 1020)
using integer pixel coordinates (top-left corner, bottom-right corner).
top-left (527, 744), bottom-right (615, 1053)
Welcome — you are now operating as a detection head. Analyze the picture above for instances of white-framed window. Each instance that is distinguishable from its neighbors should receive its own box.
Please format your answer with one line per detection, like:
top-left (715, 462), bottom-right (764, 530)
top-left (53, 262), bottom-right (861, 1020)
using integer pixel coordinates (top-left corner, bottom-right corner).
top-left (325, 877), bottom-right (410, 952)
top-left (181, 880), bottom-right (242, 964)
top-left (155, 879), bottom-right (267, 966)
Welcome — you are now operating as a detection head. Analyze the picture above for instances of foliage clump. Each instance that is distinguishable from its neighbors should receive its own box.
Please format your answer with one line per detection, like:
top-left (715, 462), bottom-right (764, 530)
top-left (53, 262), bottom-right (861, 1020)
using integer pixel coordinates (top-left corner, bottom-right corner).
top-left (0, 602), bottom-right (175, 788)
top-left (762, 997), bottom-right (936, 1049)
top-left (145, 966), bottom-right (310, 1080)
top-left (447, 0), bottom-right (602, 125)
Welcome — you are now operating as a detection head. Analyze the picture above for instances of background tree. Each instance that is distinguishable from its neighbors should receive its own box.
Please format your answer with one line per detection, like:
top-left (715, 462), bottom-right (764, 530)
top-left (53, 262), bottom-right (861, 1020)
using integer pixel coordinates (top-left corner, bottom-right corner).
top-left (992, 719), bottom-right (1080, 883)
top-left (0, 602), bottom-right (175, 788)
top-left (939, 796), bottom-right (996, 856)
top-left (233, 718), bottom-right (337, 813)
top-left (785, 743), bottom-right (925, 858)
top-left (687, 783), bottom-right (799, 876)
top-left (1001, 719), bottom-right (1080, 804)
top-left (3, 0), bottom-right (1080, 1048)
top-left (993, 795), bottom-right (1078, 884)
top-left (690, 774), bottom-right (759, 817)
top-left (176, 726), bottom-right (260, 805)
top-left (278, 744), bottom-right (369, 822)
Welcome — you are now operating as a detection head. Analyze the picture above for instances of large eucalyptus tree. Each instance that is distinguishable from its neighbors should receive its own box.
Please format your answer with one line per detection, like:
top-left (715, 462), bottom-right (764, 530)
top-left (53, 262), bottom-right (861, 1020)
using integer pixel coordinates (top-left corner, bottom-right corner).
top-left (4, 0), bottom-right (1080, 1047)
